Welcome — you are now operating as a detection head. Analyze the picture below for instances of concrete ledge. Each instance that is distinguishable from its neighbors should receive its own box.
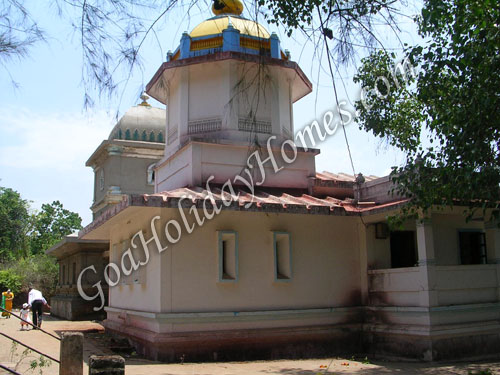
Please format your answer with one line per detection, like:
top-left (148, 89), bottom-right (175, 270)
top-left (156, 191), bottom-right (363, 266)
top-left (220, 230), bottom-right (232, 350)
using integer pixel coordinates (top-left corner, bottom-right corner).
top-left (104, 306), bottom-right (363, 322)
top-left (364, 322), bottom-right (500, 361)
top-left (365, 302), bottom-right (500, 326)
top-left (101, 304), bottom-right (500, 362)
top-left (104, 306), bottom-right (364, 335)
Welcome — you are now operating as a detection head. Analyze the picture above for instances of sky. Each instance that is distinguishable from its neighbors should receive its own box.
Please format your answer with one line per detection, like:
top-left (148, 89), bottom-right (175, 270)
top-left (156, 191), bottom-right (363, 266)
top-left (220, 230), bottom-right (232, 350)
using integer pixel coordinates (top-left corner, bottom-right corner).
top-left (0, 1), bottom-right (421, 226)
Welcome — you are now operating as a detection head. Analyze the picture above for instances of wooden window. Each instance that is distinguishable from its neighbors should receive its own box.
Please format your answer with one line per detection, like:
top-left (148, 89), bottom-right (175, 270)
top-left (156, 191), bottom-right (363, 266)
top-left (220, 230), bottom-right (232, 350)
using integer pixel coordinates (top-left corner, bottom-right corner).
top-left (459, 231), bottom-right (487, 265)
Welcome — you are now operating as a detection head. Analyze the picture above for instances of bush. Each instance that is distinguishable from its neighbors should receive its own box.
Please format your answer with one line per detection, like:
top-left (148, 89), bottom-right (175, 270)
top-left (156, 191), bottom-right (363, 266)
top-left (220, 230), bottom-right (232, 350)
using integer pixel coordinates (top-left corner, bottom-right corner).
top-left (0, 269), bottom-right (22, 294)
top-left (1, 254), bottom-right (58, 298)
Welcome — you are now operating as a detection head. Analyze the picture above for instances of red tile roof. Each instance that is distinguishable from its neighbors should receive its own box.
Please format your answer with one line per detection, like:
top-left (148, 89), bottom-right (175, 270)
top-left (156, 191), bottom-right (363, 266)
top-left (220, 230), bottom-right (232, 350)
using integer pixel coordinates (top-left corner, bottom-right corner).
top-left (80, 173), bottom-right (407, 238)
top-left (315, 172), bottom-right (379, 182)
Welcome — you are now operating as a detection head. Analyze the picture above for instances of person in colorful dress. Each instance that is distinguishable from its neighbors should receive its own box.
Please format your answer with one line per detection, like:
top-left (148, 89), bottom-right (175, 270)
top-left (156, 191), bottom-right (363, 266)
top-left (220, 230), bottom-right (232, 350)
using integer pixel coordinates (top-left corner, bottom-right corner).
top-left (1, 289), bottom-right (14, 318)
top-left (20, 303), bottom-right (31, 330)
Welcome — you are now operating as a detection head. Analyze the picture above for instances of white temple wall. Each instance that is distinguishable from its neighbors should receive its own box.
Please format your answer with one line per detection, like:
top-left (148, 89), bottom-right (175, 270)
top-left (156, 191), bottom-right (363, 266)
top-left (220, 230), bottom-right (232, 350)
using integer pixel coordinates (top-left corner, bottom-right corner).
top-left (106, 208), bottom-right (362, 315)
top-left (188, 62), bottom-right (228, 122)
top-left (107, 207), bottom-right (164, 313)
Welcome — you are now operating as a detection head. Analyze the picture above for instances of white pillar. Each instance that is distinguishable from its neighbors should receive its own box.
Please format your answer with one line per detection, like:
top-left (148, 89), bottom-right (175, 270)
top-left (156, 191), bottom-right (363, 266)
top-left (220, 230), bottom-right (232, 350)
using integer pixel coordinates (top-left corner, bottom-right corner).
top-left (485, 223), bottom-right (500, 264)
top-left (358, 222), bottom-right (369, 305)
top-left (417, 218), bottom-right (436, 266)
top-left (416, 218), bottom-right (438, 307)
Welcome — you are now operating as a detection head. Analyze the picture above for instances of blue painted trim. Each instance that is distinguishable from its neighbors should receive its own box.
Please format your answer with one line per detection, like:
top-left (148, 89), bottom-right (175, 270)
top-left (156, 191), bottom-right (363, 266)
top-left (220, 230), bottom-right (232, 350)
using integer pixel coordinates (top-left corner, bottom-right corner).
top-left (175, 32), bottom-right (282, 61)
top-left (180, 32), bottom-right (191, 59)
top-left (270, 32), bottom-right (281, 59)
top-left (223, 26), bottom-right (241, 52)
top-left (217, 230), bottom-right (239, 283)
top-left (273, 231), bottom-right (292, 283)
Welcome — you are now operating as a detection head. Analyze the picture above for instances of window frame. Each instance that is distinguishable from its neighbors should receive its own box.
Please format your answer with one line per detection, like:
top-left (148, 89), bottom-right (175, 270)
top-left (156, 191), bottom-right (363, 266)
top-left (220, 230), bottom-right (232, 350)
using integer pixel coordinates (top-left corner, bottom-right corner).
top-left (273, 231), bottom-right (292, 282)
top-left (457, 229), bottom-right (487, 265)
top-left (217, 230), bottom-right (239, 283)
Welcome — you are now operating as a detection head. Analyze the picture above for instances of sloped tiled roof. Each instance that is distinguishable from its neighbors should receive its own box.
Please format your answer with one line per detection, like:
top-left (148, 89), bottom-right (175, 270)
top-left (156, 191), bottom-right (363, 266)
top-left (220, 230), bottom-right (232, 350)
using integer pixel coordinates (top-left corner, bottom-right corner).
top-left (315, 172), bottom-right (379, 182)
top-left (80, 185), bottom-right (408, 238)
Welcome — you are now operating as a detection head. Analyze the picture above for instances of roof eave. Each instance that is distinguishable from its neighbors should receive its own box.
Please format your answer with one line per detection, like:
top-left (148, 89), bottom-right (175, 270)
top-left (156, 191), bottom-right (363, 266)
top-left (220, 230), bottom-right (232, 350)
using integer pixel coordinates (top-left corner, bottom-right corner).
top-left (146, 51), bottom-right (312, 105)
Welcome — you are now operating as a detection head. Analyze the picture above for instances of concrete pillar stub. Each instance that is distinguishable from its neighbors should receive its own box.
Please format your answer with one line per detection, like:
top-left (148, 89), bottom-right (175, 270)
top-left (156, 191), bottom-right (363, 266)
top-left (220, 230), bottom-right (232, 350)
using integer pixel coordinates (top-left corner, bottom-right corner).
top-left (416, 218), bottom-right (436, 265)
top-left (485, 222), bottom-right (500, 264)
top-left (485, 222), bottom-right (500, 301)
top-left (270, 33), bottom-right (281, 59)
top-left (416, 217), bottom-right (438, 307)
top-left (60, 332), bottom-right (83, 375)
top-left (88, 355), bottom-right (125, 375)
top-left (222, 26), bottom-right (241, 52)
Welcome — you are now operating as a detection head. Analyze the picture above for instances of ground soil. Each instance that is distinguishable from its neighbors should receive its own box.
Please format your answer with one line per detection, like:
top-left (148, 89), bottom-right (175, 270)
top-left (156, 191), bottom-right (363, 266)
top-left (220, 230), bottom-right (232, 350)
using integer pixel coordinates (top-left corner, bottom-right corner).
top-left (1, 311), bottom-right (499, 375)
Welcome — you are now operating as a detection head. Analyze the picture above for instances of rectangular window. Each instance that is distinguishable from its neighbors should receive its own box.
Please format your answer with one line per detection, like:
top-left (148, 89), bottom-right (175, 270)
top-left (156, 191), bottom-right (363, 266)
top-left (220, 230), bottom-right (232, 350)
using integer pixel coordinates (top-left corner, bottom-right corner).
top-left (273, 232), bottom-right (292, 281)
top-left (120, 240), bottom-right (132, 285)
top-left (63, 265), bottom-right (66, 285)
top-left (72, 262), bottom-right (76, 285)
top-left (390, 231), bottom-right (417, 268)
top-left (217, 231), bottom-right (238, 282)
top-left (459, 231), bottom-right (487, 265)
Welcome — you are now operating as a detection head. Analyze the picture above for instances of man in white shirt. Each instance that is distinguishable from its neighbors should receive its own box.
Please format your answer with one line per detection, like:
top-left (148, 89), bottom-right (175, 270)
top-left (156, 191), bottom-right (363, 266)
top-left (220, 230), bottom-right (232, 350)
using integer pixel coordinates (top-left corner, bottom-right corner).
top-left (28, 286), bottom-right (50, 328)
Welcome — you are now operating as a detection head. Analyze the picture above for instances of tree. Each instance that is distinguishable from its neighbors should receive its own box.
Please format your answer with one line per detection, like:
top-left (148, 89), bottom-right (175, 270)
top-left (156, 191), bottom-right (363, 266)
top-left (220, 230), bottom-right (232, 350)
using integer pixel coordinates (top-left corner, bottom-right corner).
top-left (0, 1), bottom-right (44, 81)
top-left (30, 201), bottom-right (82, 255)
top-left (354, 0), bottom-right (500, 221)
top-left (0, 187), bottom-right (31, 261)
top-left (0, 189), bottom-right (72, 296)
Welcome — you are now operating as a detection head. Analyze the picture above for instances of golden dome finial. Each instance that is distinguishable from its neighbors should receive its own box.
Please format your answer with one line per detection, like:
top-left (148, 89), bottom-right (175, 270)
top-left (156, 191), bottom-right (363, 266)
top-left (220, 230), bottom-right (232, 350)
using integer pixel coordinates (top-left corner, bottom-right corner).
top-left (139, 93), bottom-right (151, 107)
top-left (212, 0), bottom-right (243, 16)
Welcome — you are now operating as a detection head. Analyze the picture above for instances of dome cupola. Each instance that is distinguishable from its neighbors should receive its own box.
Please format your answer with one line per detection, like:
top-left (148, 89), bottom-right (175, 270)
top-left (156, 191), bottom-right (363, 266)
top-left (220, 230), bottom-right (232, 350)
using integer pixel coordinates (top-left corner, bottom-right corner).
top-left (108, 94), bottom-right (166, 143)
top-left (165, 0), bottom-right (285, 62)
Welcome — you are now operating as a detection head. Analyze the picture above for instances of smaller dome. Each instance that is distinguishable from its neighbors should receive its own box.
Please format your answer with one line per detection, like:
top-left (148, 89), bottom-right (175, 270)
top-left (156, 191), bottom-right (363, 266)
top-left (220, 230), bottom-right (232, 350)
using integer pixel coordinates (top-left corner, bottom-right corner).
top-left (108, 103), bottom-right (166, 144)
top-left (190, 15), bottom-right (270, 39)
top-left (212, 0), bottom-right (243, 16)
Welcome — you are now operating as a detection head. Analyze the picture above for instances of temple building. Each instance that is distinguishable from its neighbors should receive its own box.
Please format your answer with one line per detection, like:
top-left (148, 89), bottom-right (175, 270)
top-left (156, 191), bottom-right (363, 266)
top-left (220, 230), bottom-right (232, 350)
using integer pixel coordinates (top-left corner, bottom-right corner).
top-left (58, 0), bottom-right (500, 362)
top-left (47, 98), bottom-right (166, 320)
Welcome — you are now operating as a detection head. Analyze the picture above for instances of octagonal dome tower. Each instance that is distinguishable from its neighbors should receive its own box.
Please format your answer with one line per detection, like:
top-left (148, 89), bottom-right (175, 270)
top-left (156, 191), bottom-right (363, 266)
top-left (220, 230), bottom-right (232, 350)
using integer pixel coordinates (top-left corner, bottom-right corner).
top-left (146, 0), bottom-right (315, 192)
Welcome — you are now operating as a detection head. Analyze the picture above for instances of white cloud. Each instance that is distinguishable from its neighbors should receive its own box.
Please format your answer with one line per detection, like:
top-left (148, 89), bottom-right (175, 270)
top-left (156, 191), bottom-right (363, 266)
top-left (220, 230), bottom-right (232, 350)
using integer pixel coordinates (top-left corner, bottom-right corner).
top-left (0, 106), bottom-right (115, 225)
top-left (0, 106), bottom-right (114, 170)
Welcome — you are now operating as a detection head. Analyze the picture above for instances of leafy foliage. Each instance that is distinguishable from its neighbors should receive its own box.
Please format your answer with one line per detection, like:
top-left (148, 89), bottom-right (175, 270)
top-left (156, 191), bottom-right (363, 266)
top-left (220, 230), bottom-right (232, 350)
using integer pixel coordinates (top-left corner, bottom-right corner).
top-left (0, 187), bottom-right (80, 296)
top-left (0, 1), bottom-right (44, 79)
top-left (30, 201), bottom-right (82, 255)
top-left (0, 254), bottom-right (58, 297)
top-left (0, 269), bottom-right (22, 294)
top-left (7, 254), bottom-right (59, 296)
top-left (354, 0), bottom-right (500, 220)
top-left (0, 187), bottom-right (31, 261)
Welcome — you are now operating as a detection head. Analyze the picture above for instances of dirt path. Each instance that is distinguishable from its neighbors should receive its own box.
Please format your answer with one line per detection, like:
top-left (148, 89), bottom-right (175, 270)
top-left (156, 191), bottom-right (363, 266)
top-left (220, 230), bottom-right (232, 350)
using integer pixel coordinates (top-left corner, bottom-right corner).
top-left (1, 312), bottom-right (499, 375)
